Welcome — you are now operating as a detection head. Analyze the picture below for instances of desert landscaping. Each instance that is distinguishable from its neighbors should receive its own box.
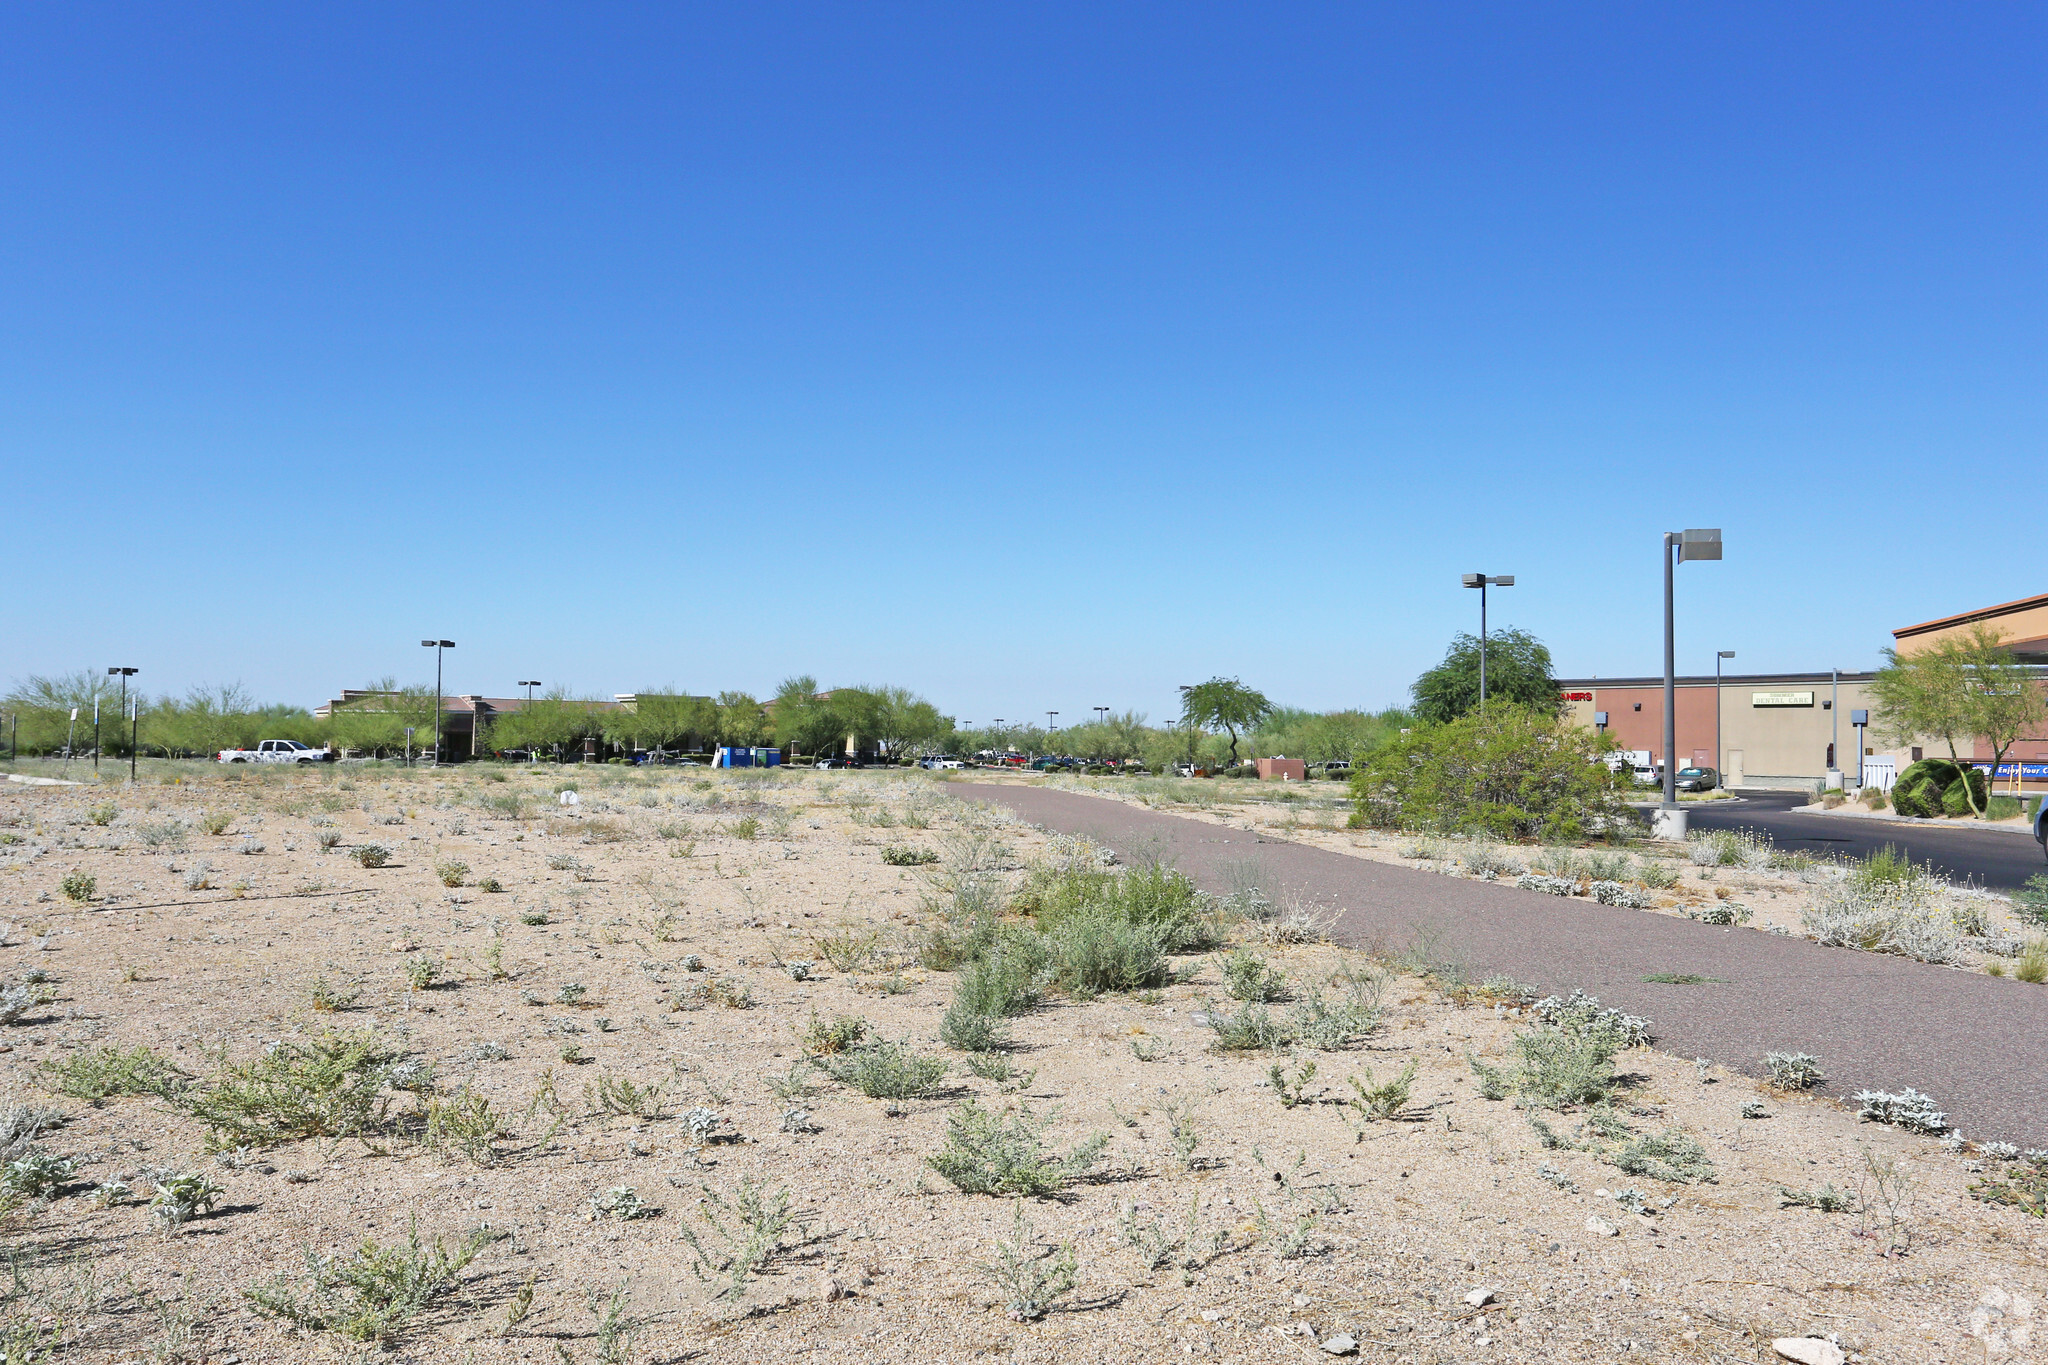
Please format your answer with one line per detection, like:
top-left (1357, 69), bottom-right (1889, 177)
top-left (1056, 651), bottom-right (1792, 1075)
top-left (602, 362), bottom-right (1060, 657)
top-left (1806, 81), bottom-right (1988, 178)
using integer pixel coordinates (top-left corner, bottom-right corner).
top-left (0, 762), bottom-right (2035, 1364)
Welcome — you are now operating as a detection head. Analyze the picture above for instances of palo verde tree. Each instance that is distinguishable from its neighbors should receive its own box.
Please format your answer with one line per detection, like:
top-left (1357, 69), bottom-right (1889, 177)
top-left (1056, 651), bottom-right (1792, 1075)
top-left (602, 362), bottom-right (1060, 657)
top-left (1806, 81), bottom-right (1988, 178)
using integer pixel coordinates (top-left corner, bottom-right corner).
top-left (771, 676), bottom-right (843, 758)
top-left (1870, 624), bottom-right (2046, 818)
top-left (1178, 678), bottom-right (1273, 766)
top-left (1410, 628), bottom-right (1560, 724)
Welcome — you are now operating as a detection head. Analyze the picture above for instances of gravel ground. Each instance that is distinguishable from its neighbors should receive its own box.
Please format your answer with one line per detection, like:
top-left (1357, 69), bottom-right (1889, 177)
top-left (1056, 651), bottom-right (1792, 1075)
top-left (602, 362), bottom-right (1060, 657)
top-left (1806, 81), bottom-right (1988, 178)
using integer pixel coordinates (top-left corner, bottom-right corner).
top-left (0, 762), bottom-right (2039, 1364)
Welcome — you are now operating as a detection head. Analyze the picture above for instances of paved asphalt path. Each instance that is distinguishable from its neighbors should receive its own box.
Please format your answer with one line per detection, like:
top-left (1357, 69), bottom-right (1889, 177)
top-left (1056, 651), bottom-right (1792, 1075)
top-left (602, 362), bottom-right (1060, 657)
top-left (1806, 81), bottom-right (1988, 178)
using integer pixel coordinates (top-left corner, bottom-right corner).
top-left (1687, 792), bottom-right (2047, 892)
top-left (950, 782), bottom-right (2048, 1146)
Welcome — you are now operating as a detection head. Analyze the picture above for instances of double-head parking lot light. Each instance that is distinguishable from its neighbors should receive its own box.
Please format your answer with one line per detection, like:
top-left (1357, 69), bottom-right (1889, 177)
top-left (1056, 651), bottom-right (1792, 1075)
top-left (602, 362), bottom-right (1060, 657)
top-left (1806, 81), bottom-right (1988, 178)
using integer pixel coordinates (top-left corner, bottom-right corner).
top-left (108, 668), bottom-right (138, 780)
top-left (1460, 574), bottom-right (1515, 708)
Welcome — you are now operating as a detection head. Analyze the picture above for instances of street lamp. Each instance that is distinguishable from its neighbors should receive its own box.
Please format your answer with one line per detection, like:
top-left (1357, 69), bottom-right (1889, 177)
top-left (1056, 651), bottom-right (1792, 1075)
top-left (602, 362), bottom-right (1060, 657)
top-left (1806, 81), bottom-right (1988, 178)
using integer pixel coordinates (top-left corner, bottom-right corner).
top-left (1460, 574), bottom-right (1515, 709)
top-left (519, 680), bottom-right (541, 702)
top-left (1046, 711), bottom-right (1058, 734)
top-left (1094, 706), bottom-right (1110, 726)
top-left (108, 668), bottom-right (139, 781)
top-left (1659, 530), bottom-right (1722, 831)
top-left (1715, 652), bottom-right (1734, 792)
top-left (421, 640), bottom-right (455, 765)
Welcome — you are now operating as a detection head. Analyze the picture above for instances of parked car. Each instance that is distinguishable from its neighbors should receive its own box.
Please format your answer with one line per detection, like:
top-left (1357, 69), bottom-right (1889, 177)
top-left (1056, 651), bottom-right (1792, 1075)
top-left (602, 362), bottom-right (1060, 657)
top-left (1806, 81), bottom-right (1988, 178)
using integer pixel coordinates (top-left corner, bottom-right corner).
top-left (918, 755), bottom-right (965, 770)
top-left (217, 739), bottom-right (332, 764)
top-left (813, 757), bottom-right (857, 769)
top-left (1674, 766), bottom-right (1719, 792)
top-left (1314, 760), bottom-right (1352, 778)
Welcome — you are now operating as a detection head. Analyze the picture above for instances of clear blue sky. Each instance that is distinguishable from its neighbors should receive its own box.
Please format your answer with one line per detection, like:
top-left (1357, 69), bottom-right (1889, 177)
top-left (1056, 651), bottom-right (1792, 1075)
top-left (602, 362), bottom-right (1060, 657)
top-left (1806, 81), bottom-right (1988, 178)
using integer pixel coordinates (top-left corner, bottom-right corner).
top-left (6, 5), bottom-right (2042, 722)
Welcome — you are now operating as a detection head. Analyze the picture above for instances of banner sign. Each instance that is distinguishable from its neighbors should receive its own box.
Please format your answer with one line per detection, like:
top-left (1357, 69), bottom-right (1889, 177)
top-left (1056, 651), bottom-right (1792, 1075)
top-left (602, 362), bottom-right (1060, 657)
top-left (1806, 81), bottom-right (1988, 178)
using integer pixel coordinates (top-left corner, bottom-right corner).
top-left (1968, 762), bottom-right (2048, 782)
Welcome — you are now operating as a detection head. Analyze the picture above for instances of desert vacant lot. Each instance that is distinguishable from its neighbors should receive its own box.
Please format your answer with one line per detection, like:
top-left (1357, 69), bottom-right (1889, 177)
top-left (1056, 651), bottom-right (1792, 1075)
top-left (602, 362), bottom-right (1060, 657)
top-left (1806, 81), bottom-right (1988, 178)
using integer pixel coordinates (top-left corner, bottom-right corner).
top-left (0, 762), bottom-right (2040, 1364)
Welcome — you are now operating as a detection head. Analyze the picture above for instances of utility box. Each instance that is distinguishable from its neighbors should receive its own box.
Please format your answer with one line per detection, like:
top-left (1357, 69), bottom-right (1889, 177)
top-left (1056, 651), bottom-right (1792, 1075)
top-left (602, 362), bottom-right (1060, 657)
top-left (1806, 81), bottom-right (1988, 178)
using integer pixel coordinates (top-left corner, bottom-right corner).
top-left (1256, 757), bottom-right (1307, 781)
top-left (715, 746), bottom-right (784, 769)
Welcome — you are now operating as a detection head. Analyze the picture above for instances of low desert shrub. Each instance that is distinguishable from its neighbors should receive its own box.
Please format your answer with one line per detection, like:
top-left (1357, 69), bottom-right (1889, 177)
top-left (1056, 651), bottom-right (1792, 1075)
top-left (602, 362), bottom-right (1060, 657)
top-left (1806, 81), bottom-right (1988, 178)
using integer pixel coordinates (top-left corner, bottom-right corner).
top-left (980, 1204), bottom-right (1079, 1321)
top-left (1763, 1051), bottom-right (1825, 1091)
top-left (926, 1099), bottom-right (1108, 1196)
top-left (1040, 908), bottom-right (1170, 999)
top-left (798, 1011), bottom-right (868, 1056)
top-left (1802, 875), bottom-right (1974, 964)
top-left (433, 861), bottom-right (468, 888)
top-left (1470, 1027), bottom-right (1618, 1110)
top-left (1221, 949), bottom-right (1287, 1002)
top-left (39, 1044), bottom-right (182, 1102)
top-left (59, 872), bottom-right (95, 903)
top-left (882, 845), bottom-right (939, 866)
top-left (1198, 998), bottom-right (1297, 1052)
top-left (1530, 990), bottom-right (1653, 1048)
top-left (352, 845), bottom-right (391, 869)
top-left (183, 1030), bottom-right (403, 1147)
top-left (678, 1179), bottom-right (814, 1304)
top-left (1854, 1087), bottom-right (1948, 1133)
top-left (822, 1041), bottom-right (948, 1100)
top-left (1588, 880), bottom-right (1652, 908)
top-left (244, 1218), bottom-right (499, 1342)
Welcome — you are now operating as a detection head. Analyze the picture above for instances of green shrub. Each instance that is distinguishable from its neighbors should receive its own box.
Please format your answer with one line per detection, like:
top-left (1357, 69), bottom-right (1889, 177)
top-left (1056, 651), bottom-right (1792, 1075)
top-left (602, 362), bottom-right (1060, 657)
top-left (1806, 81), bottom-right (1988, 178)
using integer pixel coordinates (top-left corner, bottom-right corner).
top-left (1046, 908), bottom-right (1174, 999)
top-left (59, 872), bottom-right (95, 903)
top-left (881, 846), bottom-right (939, 866)
top-left (950, 932), bottom-right (1050, 1018)
top-left (1348, 704), bottom-right (1627, 841)
top-left (183, 1030), bottom-right (402, 1146)
top-left (1469, 1026), bottom-right (1618, 1110)
top-left (938, 1001), bottom-right (1009, 1052)
top-left (1892, 759), bottom-right (1986, 818)
top-left (1199, 997), bottom-right (1297, 1052)
top-left (1987, 796), bottom-right (2023, 820)
top-left (39, 1045), bottom-right (182, 1102)
top-left (352, 844), bottom-right (391, 869)
top-left (821, 1041), bottom-right (948, 1100)
top-left (925, 1099), bottom-right (1107, 1196)
top-left (1017, 863), bottom-right (1217, 953)
top-left (244, 1218), bottom-right (499, 1342)
top-left (1221, 949), bottom-right (1287, 1002)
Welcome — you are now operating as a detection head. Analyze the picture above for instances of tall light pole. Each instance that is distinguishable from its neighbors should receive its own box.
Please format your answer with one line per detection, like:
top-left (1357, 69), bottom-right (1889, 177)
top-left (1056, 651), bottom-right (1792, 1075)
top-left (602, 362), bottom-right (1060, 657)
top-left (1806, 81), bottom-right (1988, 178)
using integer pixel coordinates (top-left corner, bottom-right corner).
top-left (1715, 651), bottom-right (1734, 791)
top-left (1660, 530), bottom-right (1722, 830)
top-left (1046, 711), bottom-right (1058, 733)
top-left (1460, 574), bottom-right (1515, 709)
top-left (421, 640), bottom-right (455, 765)
top-left (519, 680), bottom-right (541, 702)
top-left (1094, 706), bottom-right (1109, 726)
top-left (109, 668), bottom-right (139, 782)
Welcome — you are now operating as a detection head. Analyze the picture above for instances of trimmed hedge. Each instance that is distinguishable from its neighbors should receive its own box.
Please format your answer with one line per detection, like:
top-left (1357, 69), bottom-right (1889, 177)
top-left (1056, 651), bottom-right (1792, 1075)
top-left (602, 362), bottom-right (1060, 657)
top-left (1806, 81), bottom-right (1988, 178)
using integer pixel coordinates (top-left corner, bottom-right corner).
top-left (1891, 759), bottom-right (1987, 818)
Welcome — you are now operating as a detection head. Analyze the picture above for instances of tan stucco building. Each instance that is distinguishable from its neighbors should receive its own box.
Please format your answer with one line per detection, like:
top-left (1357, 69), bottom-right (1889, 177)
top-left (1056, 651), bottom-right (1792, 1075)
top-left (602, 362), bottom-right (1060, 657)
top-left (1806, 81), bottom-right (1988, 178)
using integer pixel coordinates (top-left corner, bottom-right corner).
top-left (1557, 672), bottom-right (1877, 792)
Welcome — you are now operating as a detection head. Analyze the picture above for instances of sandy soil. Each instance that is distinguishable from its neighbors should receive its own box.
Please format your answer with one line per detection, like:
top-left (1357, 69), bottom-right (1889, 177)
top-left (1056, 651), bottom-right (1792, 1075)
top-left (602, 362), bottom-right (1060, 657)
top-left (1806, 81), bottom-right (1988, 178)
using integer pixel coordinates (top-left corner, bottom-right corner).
top-left (0, 762), bottom-right (2039, 1365)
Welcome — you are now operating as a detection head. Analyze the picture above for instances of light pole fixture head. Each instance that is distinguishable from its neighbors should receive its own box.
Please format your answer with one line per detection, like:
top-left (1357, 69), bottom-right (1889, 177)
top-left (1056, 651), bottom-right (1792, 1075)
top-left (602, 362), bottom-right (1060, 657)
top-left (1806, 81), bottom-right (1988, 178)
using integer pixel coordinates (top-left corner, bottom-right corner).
top-left (1676, 529), bottom-right (1723, 562)
top-left (1717, 650), bottom-right (1736, 659)
top-left (107, 667), bottom-right (138, 677)
top-left (1462, 574), bottom-right (1514, 587)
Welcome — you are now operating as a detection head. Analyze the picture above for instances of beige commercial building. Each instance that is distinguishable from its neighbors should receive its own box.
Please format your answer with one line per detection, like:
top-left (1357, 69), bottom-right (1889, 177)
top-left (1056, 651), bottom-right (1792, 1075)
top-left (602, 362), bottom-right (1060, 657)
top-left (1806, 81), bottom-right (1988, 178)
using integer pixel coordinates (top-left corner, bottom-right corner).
top-left (1557, 672), bottom-right (1878, 792)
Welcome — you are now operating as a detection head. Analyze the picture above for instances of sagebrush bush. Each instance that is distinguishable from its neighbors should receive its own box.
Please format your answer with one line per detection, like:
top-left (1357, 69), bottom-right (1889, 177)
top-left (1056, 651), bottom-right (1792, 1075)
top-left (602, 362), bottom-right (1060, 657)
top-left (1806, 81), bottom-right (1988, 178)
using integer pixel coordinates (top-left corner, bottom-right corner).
top-left (1045, 908), bottom-right (1173, 999)
top-left (1470, 1027), bottom-right (1617, 1110)
top-left (183, 1030), bottom-right (403, 1147)
top-left (39, 1045), bottom-right (181, 1102)
top-left (1221, 949), bottom-right (1287, 1002)
top-left (59, 872), bottom-right (95, 903)
top-left (926, 1099), bottom-right (1107, 1196)
top-left (245, 1218), bottom-right (499, 1342)
top-left (352, 845), bottom-right (391, 869)
top-left (822, 1041), bottom-right (948, 1099)
top-left (881, 846), bottom-right (939, 866)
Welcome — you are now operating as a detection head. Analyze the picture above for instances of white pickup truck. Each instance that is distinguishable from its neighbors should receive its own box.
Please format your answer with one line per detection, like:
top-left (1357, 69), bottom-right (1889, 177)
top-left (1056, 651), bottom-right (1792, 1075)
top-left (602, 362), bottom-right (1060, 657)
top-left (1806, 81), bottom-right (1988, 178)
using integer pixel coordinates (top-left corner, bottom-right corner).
top-left (216, 739), bottom-right (334, 764)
